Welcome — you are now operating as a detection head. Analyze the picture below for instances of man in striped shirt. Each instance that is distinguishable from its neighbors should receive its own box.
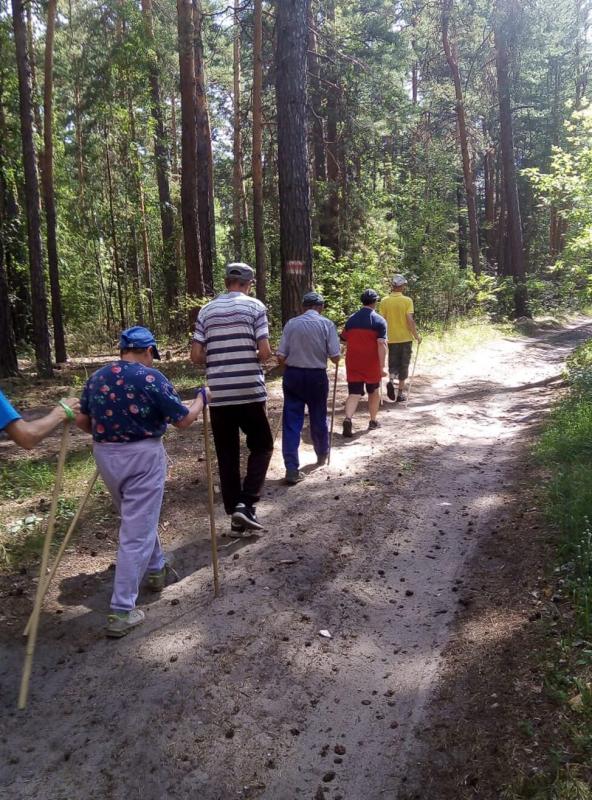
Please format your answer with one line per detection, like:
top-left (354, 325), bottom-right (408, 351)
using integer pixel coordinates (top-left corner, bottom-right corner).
top-left (190, 263), bottom-right (273, 535)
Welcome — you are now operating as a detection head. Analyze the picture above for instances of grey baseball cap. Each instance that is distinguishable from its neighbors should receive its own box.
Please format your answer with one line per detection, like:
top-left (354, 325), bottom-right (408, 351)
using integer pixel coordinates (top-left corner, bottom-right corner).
top-left (302, 291), bottom-right (325, 307)
top-left (226, 262), bottom-right (255, 281)
top-left (391, 274), bottom-right (408, 287)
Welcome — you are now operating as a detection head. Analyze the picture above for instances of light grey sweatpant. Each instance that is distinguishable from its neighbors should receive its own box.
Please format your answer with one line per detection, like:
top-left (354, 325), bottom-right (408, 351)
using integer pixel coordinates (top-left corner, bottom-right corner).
top-left (93, 438), bottom-right (167, 612)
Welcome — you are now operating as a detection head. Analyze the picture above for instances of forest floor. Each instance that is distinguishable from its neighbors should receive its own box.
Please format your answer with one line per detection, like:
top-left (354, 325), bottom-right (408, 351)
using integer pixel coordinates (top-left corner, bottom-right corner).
top-left (1, 316), bottom-right (591, 800)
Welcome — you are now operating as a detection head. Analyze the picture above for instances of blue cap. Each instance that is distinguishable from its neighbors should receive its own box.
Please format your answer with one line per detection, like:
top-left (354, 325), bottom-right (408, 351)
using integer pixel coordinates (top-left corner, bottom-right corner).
top-left (119, 326), bottom-right (161, 359)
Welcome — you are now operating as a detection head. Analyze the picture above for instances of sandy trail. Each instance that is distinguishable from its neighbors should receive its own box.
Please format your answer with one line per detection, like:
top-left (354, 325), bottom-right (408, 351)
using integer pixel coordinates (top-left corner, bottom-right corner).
top-left (1, 318), bottom-right (591, 800)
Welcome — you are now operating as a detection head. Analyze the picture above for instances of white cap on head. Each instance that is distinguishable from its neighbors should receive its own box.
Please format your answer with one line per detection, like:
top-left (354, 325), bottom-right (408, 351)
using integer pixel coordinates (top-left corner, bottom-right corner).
top-left (391, 274), bottom-right (407, 287)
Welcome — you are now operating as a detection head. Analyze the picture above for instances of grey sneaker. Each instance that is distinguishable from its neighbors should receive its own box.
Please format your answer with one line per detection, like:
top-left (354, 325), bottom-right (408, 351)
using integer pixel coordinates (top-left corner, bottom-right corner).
top-left (316, 452), bottom-right (328, 466)
top-left (342, 418), bottom-right (353, 437)
top-left (396, 392), bottom-right (407, 403)
top-left (146, 564), bottom-right (168, 592)
top-left (285, 469), bottom-right (305, 485)
top-left (386, 381), bottom-right (396, 401)
top-left (105, 608), bottom-right (145, 638)
top-left (368, 419), bottom-right (379, 430)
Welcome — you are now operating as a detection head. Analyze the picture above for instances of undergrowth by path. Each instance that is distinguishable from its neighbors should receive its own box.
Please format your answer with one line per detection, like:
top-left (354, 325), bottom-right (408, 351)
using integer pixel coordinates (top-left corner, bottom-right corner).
top-left (504, 339), bottom-right (592, 799)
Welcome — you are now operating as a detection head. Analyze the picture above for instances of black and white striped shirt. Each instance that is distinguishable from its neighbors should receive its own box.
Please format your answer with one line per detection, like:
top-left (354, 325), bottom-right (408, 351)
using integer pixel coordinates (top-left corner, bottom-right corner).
top-left (193, 292), bottom-right (269, 406)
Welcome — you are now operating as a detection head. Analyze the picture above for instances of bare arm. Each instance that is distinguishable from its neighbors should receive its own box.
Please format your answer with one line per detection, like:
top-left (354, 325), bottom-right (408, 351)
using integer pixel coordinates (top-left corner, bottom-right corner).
top-left (190, 341), bottom-right (206, 366)
top-left (377, 339), bottom-right (388, 375)
top-left (257, 337), bottom-right (272, 362)
top-left (76, 412), bottom-right (93, 435)
top-left (406, 313), bottom-right (421, 342)
top-left (173, 388), bottom-right (210, 430)
top-left (5, 398), bottom-right (80, 450)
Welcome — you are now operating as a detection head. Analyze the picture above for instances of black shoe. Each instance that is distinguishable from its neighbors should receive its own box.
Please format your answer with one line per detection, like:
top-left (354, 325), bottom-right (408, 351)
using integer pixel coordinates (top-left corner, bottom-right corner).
top-left (368, 419), bottom-right (379, 430)
top-left (316, 453), bottom-right (328, 466)
top-left (228, 521), bottom-right (256, 539)
top-left (342, 418), bottom-right (353, 437)
top-left (386, 381), bottom-right (396, 401)
top-left (231, 503), bottom-right (263, 531)
top-left (396, 393), bottom-right (407, 403)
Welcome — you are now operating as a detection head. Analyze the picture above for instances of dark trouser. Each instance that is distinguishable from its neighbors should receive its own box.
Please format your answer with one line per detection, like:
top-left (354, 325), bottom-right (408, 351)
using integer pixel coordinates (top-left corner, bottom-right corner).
top-left (388, 342), bottom-right (413, 380)
top-left (282, 366), bottom-right (329, 471)
top-left (209, 402), bottom-right (273, 514)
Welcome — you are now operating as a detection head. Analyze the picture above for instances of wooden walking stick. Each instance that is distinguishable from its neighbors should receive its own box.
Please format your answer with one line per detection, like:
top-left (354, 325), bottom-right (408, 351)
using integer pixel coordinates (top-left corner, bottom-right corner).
top-left (406, 340), bottom-right (421, 403)
top-left (23, 467), bottom-right (99, 637)
top-left (19, 421), bottom-right (71, 709)
top-left (202, 406), bottom-right (220, 598)
top-left (327, 360), bottom-right (339, 466)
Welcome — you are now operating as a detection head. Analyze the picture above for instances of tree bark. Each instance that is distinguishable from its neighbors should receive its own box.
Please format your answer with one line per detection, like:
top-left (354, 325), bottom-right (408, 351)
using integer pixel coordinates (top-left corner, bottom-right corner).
top-left (319, 0), bottom-right (340, 257)
top-left (193, 0), bottom-right (215, 292)
top-left (177, 0), bottom-right (204, 307)
top-left (232, 0), bottom-right (248, 260)
top-left (0, 120), bottom-right (18, 376)
top-left (495, 0), bottom-right (528, 316)
top-left (307, 6), bottom-right (326, 183)
top-left (141, 0), bottom-right (179, 315)
top-left (105, 141), bottom-right (126, 329)
top-left (12, 0), bottom-right (52, 376)
top-left (441, 0), bottom-right (480, 273)
top-left (275, 0), bottom-right (313, 323)
top-left (42, 0), bottom-right (67, 363)
top-left (252, 0), bottom-right (266, 303)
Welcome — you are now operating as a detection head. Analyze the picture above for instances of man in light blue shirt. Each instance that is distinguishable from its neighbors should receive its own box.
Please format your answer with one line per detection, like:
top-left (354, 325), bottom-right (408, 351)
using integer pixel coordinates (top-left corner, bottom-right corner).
top-left (277, 292), bottom-right (341, 484)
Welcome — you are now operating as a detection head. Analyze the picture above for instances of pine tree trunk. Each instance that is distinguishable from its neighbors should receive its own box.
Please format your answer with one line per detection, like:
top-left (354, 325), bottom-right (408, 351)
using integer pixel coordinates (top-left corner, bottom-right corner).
top-left (232, 0), bottom-right (247, 260)
top-left (42, 0), bottom-right (67, 363)
top-left (319, 0), bottom-right (340, 257)
top-left (441, 0), bottom-right (480, 273)
top-left (177, 0), bottom-right (204, 308)
top-left (141, 0), bottom-right (179, 315)
top-left (12, 0), bottom-right (52, 377)
top-left (252, 0), bottom-right (266, 303)
top-left (495, 1), bottom-right (528, 316)
top-left (483, 142), bottom-right (496, 265)
top-left (105, 142), bottom-right (126, 329)
top-left (0, 131), bottom-right (18, 377)
top-left (275, 0), bottom-right (313, 323)
top-left (139, 185), bottom-right (155, 328)
top-left (307, 6), bottom-right (326, 183)
top-left (193, 0), bottom-right (215, 292)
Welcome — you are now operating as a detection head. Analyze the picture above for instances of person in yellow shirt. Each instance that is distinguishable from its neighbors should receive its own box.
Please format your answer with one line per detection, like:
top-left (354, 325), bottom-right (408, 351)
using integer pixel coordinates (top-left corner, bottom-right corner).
top-left (378, 274), bottom-right (421, 402)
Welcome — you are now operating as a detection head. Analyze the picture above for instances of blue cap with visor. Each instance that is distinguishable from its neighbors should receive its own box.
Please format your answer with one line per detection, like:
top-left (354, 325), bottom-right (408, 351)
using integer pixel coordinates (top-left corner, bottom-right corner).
top-left (119, 326), bottom-right (161, 360)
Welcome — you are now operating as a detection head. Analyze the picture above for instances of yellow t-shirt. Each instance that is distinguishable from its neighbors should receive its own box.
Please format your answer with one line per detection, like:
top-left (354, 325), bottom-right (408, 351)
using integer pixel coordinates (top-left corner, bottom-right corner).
top-left (379, 293), bottom-right (414, 343)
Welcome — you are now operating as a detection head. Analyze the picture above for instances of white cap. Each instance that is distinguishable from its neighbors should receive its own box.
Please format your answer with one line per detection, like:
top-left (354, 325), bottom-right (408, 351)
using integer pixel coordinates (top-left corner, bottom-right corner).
top-left (391, 274), bottom-right (408, 287)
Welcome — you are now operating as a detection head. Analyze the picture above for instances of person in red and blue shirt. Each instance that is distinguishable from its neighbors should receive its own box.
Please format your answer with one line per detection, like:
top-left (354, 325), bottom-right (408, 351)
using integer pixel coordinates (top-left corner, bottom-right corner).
top-left (77, 326), bottom-right (208, 638)
top-left (340, 289), bottom-right (388, 436)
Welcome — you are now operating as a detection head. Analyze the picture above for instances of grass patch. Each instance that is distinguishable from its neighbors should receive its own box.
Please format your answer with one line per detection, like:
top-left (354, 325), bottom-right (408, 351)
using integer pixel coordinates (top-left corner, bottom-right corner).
top-left (505, 339), bottom-right (592, 795)
top-left (0, 450), bottom-right (107, 570)
top-left (419, 316), bottom-right (514, 366)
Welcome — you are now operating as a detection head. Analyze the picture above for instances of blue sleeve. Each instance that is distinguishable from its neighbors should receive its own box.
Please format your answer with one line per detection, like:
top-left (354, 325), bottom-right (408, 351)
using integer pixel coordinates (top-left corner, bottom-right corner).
top-left (0, 390), bottom-right (21, 432)
top-left (80, 381), bottom-right (91, 415)
top-left (151, 372), bottom-right (189, 424)
top-left (373, 313), bottom-right (387, 340)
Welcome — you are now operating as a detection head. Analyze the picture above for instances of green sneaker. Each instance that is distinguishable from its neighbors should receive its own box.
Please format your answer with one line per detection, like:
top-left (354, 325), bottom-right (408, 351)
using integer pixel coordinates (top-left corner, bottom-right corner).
top-left (146, 564), bottom-right (168, 593)
top-left (105, 608), bottom-right (145, 638)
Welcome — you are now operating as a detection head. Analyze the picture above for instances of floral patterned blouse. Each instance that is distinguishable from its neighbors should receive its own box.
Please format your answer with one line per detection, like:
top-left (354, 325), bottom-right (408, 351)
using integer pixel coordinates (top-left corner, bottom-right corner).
top-left (80, 361), bottom-right (188, 442)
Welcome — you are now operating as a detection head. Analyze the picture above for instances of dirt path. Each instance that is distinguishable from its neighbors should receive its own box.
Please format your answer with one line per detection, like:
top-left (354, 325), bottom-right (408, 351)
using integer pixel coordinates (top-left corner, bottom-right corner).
top-left (1, 318), bottom-right (591, 800)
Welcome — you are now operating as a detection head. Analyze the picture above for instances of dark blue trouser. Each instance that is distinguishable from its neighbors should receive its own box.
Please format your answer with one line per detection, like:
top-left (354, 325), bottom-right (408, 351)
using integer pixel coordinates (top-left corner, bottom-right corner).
top-left (282, 367), bottom-right (329, 471)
